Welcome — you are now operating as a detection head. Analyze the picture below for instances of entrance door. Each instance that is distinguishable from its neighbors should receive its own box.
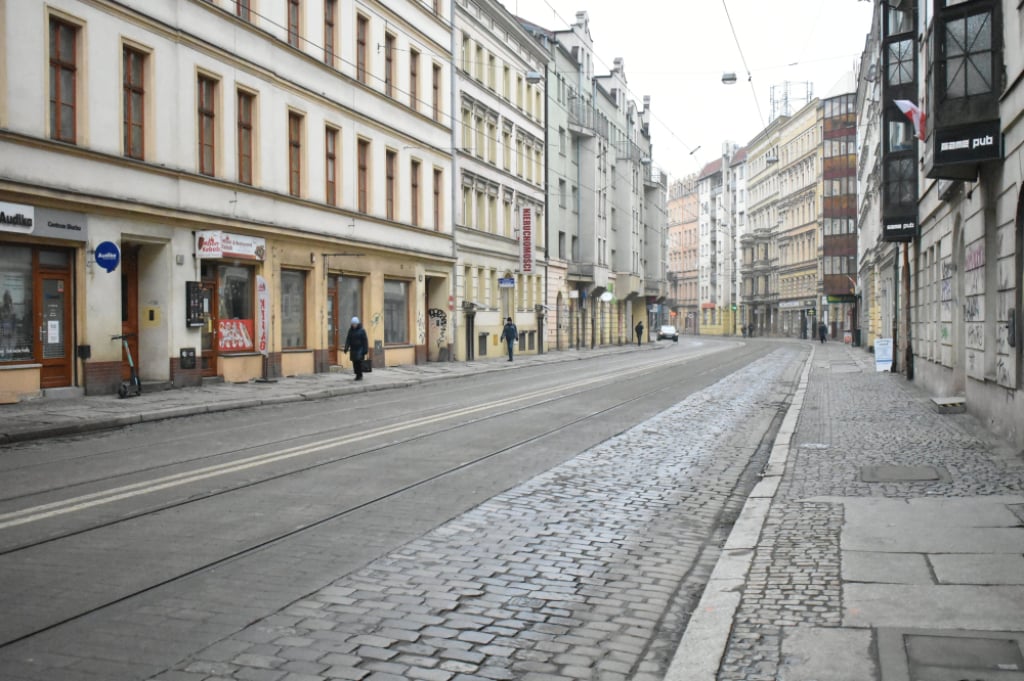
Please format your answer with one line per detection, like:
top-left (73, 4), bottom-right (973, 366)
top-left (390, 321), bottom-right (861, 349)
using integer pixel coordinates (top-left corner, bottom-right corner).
top-left (38, 271), bottom-right (72, 388)
top-left (199, 278), bottom-right (218, 377)
top-left (327, 282), bottom-right (339, 361)
top-left (120, 245), bottom-right (140, 381)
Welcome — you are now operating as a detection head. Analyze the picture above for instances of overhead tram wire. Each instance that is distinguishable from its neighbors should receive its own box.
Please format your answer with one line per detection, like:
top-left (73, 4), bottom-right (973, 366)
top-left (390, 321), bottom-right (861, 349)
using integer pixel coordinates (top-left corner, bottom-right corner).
top-left (721, 0), bottom-right (766, 129)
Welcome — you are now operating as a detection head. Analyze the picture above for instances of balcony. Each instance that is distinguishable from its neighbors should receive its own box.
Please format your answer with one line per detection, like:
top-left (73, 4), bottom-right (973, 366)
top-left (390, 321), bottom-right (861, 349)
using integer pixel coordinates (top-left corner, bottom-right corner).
top-left (567, 98), bottom-right (595, 138)
top-left (644, 165), bottom-right (667, 190)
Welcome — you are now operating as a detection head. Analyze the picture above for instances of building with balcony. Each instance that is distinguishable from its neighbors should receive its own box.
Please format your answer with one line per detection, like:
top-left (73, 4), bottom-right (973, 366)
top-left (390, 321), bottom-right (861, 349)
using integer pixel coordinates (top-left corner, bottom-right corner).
top-left (453, 0), bottom-right (547, 361)
top-left (859, 0), bottom-right (1024, 449)
top-left (0, 0), bottom-right (455, 401)
top-left (776, 99), bottom-right (823, 339)
top-left (523, 12), bottom-right (661, 348)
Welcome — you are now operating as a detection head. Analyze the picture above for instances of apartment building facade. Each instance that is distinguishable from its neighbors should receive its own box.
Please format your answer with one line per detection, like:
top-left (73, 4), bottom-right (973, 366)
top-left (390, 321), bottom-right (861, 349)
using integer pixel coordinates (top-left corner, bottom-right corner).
top-left (0, 0), bottom-right (455, 401)
top-left (452, 0), bottom-right (547, 361)
top-left (855, 0), bottom-right (1024, 448)
top-left (524, 12), bottom-right (660, 348)
top-left (697, 144), bottom-right (742, 336)
top-left (775, 100), bottom-right (823, 339)
top-left (666, 174), bottom-right (699, 331)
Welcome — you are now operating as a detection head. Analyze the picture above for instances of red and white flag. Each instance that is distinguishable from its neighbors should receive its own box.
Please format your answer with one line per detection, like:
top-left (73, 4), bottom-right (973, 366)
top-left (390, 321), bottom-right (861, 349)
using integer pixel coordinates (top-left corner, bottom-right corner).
top-left (894, 99), bottom-right (926, 141)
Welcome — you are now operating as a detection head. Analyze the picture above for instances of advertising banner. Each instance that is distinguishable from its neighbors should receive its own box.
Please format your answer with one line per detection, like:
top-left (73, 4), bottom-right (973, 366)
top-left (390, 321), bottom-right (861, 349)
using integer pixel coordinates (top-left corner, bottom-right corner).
top-left (875, 337), bottom-right (893, 372)
top-left (255, 275), bottom-right (269, 356)
top-left (520, 208), bottom-right (533, 274)
top-left (196, 231), bottom-right (266, 260)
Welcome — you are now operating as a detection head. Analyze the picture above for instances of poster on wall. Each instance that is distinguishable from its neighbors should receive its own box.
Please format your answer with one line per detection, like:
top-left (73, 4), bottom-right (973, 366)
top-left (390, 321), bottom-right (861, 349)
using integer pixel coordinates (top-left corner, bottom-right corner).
top-left (218, 319), bottom-right (254, 352)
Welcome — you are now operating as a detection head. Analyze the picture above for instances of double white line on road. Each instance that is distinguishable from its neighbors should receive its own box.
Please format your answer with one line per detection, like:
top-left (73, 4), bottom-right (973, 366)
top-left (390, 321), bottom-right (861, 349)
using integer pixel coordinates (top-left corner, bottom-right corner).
top-left (0, 354), bottom-right (703, 531)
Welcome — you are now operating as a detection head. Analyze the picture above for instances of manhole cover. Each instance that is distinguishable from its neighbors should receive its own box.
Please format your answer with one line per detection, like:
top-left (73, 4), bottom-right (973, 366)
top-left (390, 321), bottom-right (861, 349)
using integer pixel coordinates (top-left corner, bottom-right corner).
top-left (860, 464), bottom-right (950, 483)
top-left (879, 629), bottom-right (1024, 681)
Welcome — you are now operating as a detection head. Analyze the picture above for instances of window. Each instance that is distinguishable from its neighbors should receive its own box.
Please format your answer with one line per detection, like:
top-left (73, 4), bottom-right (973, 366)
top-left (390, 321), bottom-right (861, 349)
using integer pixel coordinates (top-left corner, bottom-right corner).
top-left (409, 48), bottom-right (419, 110)
top-left (384, 33), bottom-right (395, 97)
top-left (236, 0), bottom-right (251, 21)
top-left (356, 15), bottom-right (368, 84)
top-left (287, 0), bottom-right (300, 48)
top-left (558, 231), bottom-right (566, 259)
top-left (884, 157), bottom-right (915, 207)
top-left (123, 47), bottom-right (145, 159)
top-left (335, 275), bottom-right (363, 341)
top-left (0, 246), bottom-right (34, 362)
top-left (280, 270), bottom-right (307, 348)
top-left (325, 127), bottom-right (338, 205)
top-left (324, 0), bottom-right (336, 65)
top-left (217, 264), bottom-right (254, 351)
top-left (940, 7), bottom-right (995, 98)
top-left (385, 149), bottom-right (397, 220)
top-left (433, 168), bottom-right (442, 231)
top-left (288, 111), bottom-right (303, 196)
top-left (198, 75), bottom-right (217, 176)
top-left (357, 138), bottom-right (369, 212)
top-left (886, 39), bottom-right (914, 86)
top-left (237, 91), bottom-right (254, 185)
top-left (49, 18), bottom-right (77, 143)
top-left (432, 64), bottom-right (441, 121)
top-left (383, 279), bottom-right (409, 344)
top-left (410, 159), bottom-right (421, 226)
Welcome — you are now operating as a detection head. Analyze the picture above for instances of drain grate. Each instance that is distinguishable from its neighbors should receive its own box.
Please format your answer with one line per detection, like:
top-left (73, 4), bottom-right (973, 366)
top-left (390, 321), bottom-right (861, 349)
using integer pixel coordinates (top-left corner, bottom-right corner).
top-left (860, 464), bottom-right (951, 483)
top-left (878, 628), bottom-right (1024, 681)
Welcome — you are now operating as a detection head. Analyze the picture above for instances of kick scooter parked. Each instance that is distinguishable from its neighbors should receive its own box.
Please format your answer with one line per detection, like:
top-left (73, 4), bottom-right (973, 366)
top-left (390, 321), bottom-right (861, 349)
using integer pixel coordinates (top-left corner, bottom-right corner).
top-left (111, 333), bottom-right (142, 398)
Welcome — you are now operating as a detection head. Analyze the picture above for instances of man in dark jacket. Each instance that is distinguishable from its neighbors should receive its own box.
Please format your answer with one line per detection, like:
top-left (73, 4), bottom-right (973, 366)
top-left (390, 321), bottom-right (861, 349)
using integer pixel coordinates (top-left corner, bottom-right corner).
top-left (343, 316), bottom-right (369, 380)
top-left (635, 320), bottom-right (644, 345)
top-left (500, 317), bottom-right (518, 361)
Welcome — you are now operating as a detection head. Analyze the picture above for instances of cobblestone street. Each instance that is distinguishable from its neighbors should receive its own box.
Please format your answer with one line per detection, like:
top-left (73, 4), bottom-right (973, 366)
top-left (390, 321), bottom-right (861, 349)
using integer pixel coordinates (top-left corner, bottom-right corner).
top-left (153, 348), bottom-right (804, 681)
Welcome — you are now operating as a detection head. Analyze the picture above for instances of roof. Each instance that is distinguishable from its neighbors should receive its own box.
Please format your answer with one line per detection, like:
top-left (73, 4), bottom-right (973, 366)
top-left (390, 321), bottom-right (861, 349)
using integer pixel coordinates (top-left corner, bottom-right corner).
top-left (698, 159), bottom-right (722, 179)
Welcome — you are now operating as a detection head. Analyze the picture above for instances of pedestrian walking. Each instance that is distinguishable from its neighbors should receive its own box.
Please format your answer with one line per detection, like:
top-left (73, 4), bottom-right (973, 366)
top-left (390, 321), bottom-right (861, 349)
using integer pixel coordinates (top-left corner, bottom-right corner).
top-left (635, 320), bottom-right (644, 345)
top-left (500, 317), bottom-right (518, 361)
top-left (818, 321), bottom-right (828, 344)
top-left (343, 317), bottom-right (369, 380)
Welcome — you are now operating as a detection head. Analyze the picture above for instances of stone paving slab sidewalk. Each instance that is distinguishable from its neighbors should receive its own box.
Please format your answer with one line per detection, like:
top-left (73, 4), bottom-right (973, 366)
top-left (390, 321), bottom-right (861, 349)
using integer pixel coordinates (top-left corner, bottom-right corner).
top-left (0, 344), bottom-right (655, 445)
top-left (667, 341), bottom-right (1024, 681)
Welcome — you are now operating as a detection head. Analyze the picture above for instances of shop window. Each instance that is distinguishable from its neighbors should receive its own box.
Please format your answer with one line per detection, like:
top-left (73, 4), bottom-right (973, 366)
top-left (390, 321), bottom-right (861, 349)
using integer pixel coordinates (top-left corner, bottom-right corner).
top-left (337, 275), bottom-right (363, 329)
top-left (0, 246), bottom-right (34, 362)
top-left (383, 279), bottom-right (409, 344)
top-left (218, 265), bottom-right (254, 351)
top-left (281, 269), bottom-right (306, 349)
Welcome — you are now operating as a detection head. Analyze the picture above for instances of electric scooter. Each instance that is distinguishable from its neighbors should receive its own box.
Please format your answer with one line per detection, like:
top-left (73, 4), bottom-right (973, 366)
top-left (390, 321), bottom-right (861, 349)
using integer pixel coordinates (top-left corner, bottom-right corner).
top-left (111, 333), bottom-right (142, 398)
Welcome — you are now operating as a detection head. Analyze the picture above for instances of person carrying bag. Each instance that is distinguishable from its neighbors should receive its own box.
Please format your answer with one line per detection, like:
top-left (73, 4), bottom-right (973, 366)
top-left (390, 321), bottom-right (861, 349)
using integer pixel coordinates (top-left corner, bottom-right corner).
top-left (343, 317), bottom-right (369, 381)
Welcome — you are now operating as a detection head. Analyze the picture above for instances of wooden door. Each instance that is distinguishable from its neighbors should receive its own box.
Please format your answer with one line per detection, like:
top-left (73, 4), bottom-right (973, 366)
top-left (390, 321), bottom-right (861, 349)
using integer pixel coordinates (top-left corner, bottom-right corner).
top-left (120, 245), bottom-right (139, 380)
top-left (199, 277), bottom-right (218, 377)
top-left (37, 271), bottom-right (72, 388)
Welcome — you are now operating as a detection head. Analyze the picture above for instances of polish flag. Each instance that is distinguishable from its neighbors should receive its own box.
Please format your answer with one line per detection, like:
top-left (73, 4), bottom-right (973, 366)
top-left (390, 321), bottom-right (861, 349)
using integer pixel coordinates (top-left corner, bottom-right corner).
top-left (894, 99), bottom-right (926, 141)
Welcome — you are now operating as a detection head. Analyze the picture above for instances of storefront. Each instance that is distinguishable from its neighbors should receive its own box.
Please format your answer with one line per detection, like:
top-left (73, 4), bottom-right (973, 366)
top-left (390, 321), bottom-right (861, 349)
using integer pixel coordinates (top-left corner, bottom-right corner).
top-left (194, 230), bottom-right (267, 382)
top-left (0, 201), bottom-right (87, 402)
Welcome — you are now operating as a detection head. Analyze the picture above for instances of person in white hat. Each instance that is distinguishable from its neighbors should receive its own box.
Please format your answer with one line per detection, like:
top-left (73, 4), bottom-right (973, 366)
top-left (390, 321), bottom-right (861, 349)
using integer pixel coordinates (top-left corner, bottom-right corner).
top-left (343, 316), bottom-right (369, 380)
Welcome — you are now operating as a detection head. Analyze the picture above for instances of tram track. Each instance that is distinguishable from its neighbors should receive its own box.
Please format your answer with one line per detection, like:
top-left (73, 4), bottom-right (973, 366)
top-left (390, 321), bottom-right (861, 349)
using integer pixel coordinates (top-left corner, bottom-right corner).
top-left (0, 343), bottom-right (761, 653)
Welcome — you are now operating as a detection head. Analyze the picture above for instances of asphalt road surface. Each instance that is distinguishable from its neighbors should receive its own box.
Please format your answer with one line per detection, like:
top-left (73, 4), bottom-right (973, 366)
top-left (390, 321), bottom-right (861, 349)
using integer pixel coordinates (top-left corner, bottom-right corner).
top-left (0, 338), bottom-right (807, 681)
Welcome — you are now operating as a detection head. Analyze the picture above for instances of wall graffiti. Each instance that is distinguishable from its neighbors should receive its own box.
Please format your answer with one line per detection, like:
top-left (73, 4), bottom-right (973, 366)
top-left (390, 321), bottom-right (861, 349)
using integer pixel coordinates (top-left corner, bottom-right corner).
top-left (428, 308), bottom-right (447, 347)
top-left (965, 241), bottom-right (985, 270)
top-left (417, 311), bottom-right (426, 345)
top-left (964, 295), bottom-right (982, 322)
top-left (966, 322), bottom-right (985, 350)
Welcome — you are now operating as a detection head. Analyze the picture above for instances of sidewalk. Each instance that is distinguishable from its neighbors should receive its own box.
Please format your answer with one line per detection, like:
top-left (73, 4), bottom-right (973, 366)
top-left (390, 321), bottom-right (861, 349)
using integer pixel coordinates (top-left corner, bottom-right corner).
top-left (667, 340), bottom-right (1024, 680)
top-left (0, 343), bottom-right (658, 445)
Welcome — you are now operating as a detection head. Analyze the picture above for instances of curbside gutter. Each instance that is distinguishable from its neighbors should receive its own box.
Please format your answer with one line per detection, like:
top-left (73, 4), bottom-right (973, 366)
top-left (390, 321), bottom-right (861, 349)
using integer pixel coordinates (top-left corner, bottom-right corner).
top-left (663, 346), bottom-right (815, 681)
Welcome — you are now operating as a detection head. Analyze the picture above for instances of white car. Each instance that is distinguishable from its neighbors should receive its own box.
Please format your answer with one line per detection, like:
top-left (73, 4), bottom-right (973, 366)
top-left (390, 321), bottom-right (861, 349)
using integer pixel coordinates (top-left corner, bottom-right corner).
top-left (657, 325), bottom-right (679, 341)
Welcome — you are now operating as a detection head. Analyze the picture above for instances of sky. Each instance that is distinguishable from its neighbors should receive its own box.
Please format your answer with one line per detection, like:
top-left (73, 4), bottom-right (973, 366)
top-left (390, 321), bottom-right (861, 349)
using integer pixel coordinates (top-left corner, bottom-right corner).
top-left (504, 0), bottom-right (874, 179)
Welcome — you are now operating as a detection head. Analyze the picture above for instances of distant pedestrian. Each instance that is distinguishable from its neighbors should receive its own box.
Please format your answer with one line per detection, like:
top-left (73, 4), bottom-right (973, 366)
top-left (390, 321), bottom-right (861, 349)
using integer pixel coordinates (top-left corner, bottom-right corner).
top-left (742, 324), bottom-right (747, 338)
top-left (818, 322), bottom-right (828, 344)
top-left (500, 317), bottom-right (518, 361)
top-left (343, 317), bottom-right (369, 380)
top-left (635, 320), bottom-right (644, 345)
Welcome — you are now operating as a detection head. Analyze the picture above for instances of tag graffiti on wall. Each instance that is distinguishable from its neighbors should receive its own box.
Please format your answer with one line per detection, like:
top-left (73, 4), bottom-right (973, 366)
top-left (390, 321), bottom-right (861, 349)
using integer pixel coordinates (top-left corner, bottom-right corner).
top-left (428, 308), bottom-right (448, 347)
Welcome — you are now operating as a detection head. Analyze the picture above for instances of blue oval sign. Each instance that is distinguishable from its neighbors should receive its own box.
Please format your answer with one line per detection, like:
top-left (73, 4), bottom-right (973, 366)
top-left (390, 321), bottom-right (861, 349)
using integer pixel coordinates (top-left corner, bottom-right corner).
top-left (95, 241), bottom-right (120, 273)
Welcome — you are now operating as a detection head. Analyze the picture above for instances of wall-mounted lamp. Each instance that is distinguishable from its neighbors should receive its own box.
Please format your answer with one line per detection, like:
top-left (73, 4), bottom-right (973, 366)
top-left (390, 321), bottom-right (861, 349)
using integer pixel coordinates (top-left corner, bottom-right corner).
top-left (722, 72), bottom-right (738, 85)
top-left (526, 71), bottom-right (543, 85)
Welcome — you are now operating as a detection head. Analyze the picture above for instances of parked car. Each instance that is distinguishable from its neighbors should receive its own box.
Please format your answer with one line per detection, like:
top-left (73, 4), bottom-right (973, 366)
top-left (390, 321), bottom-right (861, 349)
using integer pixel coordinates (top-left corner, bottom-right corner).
top-left (657, 324), bottom-right (679, 341)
